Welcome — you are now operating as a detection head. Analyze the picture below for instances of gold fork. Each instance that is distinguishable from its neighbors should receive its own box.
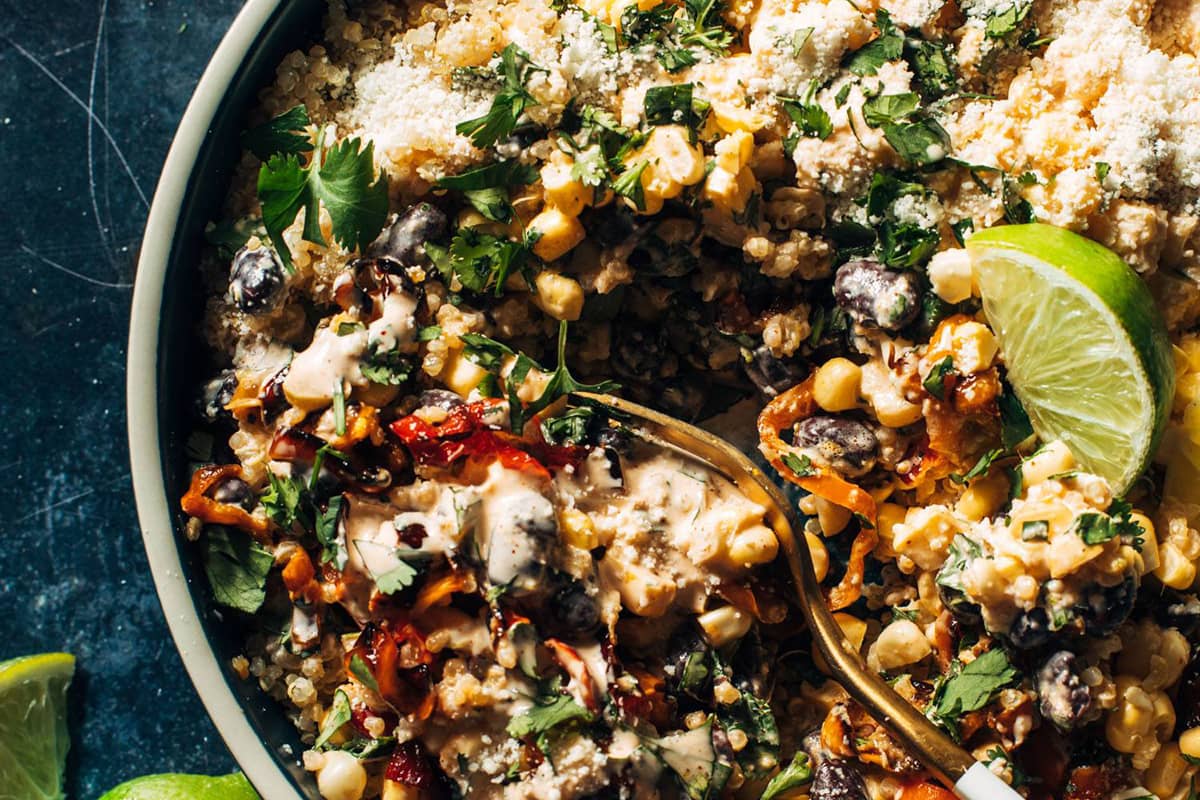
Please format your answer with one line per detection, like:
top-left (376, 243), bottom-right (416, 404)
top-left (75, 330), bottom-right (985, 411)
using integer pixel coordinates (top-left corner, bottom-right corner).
top-left (572, 391), bottom-right (1022, 800)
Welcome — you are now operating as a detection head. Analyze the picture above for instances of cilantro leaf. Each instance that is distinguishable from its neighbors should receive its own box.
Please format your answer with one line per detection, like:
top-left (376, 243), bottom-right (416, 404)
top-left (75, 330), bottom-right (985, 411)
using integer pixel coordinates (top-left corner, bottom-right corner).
top-left (460, 332), bottom-right (520, 372)
top-left (781, 96), bottom-right (832, 142)
top-left (879, 221), bottom-right (940, 268)
top-left (203, 526), bottom-right (273, 614)
top-left (262, 472), bottom-right (309, 530)
top-left (984, 1), bottom-right (1032, 40)
top-left (257, 131), bottom-right (389, 270)
top-left (679, 0), bottom-right (736, 53)
top-left (1072, 512), bottom-right (1117, 545)
top-left (315, 689), bottom-right (352, 749)
top-left (435, 160), bottom-right (539, 223)
top-left (782, 452), bottom-right (816, 477)
top-left (515, 321), bottom-right (619, 432)
top-left (923, 356), bottom-right (955, 400)
top-left (375, 559), bottom-right (420, 595)
top-left (761, 752), bottom-right (813, 800)
top-left (348, 654), bottom-right (379, 692)
top-left (612, 161), bottom-right (649, 211)
top-left (541, 406), bottom-right (600, 445)
top-left (440, 228), bottom-right (534, 297)
top-left (360, 346), bottom-right (415, 386)
top-left (908, 39), bottom-right (956, 99)
top-left (862, 92), bottom-right (920, 127)
top-left (1020, 520), bottom-right (1048, 541)
top-left (929, 648), bottom-right (1018, 723)
top-left (316, 495), bottom-right (344, 565)
top-left (998, 389), bottom-right (1034, 450)
top-left (950, 448), bottom-right (1003, 485)
top-left (847, 10), bottom-right (903, 75)
top-left (644, 83), bottom-right (710, 134)
top-left (506, 686), bottom-right (593, 738)
top-left (242, 105), bottom-right (313, 160)
top-left (456, 44), bottom-right (544, 149)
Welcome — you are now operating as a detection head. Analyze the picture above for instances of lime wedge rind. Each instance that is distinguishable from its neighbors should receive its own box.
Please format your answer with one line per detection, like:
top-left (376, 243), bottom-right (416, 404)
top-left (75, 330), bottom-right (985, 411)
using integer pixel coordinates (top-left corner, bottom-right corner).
top-left (968, 224), bottom-right (1174, 494)
top-left (0, 652), bottom-right (75, 800)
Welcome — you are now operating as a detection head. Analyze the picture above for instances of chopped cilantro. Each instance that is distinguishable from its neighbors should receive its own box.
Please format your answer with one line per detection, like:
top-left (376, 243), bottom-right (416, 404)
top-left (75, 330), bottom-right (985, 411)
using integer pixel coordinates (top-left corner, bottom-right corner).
top-left (242, 105), bottom-right (312, 160)
top-left (908, 39), bottom-right (956, 99)
top-left (439, 227), bottom-right (535, 297)
top-left (262, 472), bottom-right (309, 530)
top-left (1072, 512), bottom-right (1118, 545)
top-left (879, 221), bottom-right (939, 268)
top-left (541, 405), bottom-right (600, 445)
top-left (951, 217), bottom-right (974, 246)
top-left (928, 649), bottom-right (1018, 727)
top-left (455, 44), bottom-right (545, 149)
top-left (847, 10), bottom-right (903, 75)
top-left (859, 93), bottom-right (950, 166)
top-left (417, 324), bottom-right (443, 342)
top-left (998, 389), bottom-right (1034, 450)
top-left (315, 689), bottom-right (352, 749)
top-left (644, 83), bottom-right (709, 135)
top-left (922, 356), bottom-right (955, 400)
top-left (1020, 519), bottom-right (1049, 541)
top-left (513, 321), bottom-right (619, 432)
top-left (506, 682), bottom-right (593, 739)
top-left (781, 93), bottom-right (832, 143)
top-left (612, 161), bottom-right (650, 211)
top-left (315, 495), bottom-right (344, 565)
top-left (782, 452), bottom-right (816, 477)
top-left (435, 159), bottom-right (539, 223)
top-left (375, 559), bottom-right (420, 595)
top-left (1001, 175), bottom-right (1036, 223)
top-left (984, 1), bottom-right (1032, 40)
top-left (950, 448), bottom-right (1003, 485)
top-left (460, 332), bottom-right (519, 372)
top-left (348, 654), bottom-right (379, 693)
top-left (360, 347), bottom-right (415, 386)
top-left (257, 129), bottom-right (389, 270)
top-left (332, 381), bottom-right (346, 435)
top-left (203, 526), bottom-right (273, 614)
top-left (1095, 161), bottom-right (1111, 183)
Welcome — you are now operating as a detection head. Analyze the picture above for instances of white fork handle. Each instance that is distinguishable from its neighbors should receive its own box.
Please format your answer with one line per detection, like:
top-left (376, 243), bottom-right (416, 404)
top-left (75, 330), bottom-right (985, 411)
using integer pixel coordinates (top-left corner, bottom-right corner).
top-left (955, 762), bottom-right (1025, 799)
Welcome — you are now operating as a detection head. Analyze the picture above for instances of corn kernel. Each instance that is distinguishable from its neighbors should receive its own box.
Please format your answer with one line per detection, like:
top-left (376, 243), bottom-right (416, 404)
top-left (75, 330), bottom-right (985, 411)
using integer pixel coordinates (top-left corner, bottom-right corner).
top-left (698, 605), bottom-right (753, 647)
top-left (440, 348), bottom-right (489, 396)
top-left (1155, 541), bottom-right (1197, 590)
top-left (541, 157), bottom-right (589, 216)
top-left (703, 165), bottom-right (756, 214)
top-left (714, 130), bottom-right (754, 173)
top-left (727, 524), bottom-right (779, 566)
top-left (1145, 743), bottom-right (1189, 798)
top-left (1180, 727), bottom-right (1200, 759)
top-left (532, 270), bottom-right (585, 321)
top-left (805, 531), bottom-right (829, 581)
top-left (560, 508), bottom-right (599, 549)
top-left (813, 357), bottom-right (862, 412)
top-left (955, 473), bottom-right (1010, 521)
top-left (1021, 441), bottom-right (1076, 486)
top-left (529, 208), bottom-right (586, 262)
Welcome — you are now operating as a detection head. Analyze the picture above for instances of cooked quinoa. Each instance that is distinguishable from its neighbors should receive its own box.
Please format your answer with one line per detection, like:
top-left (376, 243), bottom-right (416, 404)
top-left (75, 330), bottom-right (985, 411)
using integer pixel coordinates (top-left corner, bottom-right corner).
top-left (182, 0), bottom-right (1200, 798)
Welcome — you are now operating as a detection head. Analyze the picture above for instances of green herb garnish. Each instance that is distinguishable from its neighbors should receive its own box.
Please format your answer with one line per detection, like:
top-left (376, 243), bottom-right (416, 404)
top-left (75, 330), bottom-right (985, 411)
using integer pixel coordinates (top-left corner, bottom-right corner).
top-left (456, 44), bottom-right (545, 149)
top-left (203, 526), bottom-right (273, 614)
top-left (242, 105), bottom-right (313, 160)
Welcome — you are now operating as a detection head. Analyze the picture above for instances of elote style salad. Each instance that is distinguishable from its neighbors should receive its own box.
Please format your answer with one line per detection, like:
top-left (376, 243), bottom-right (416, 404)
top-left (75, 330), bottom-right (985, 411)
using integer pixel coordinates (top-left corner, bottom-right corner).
top-left (182, 0), bottom-right (1200, 798)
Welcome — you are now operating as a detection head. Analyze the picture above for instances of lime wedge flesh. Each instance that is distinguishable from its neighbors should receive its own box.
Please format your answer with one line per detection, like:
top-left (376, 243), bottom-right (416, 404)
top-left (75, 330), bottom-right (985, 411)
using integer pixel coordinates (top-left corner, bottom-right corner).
top-left (0, 652), bottom-right (75, 800)
top-left (967, 223), bottom-right (1174, 494)
top-left (97, 773), bottom-right (260, 800)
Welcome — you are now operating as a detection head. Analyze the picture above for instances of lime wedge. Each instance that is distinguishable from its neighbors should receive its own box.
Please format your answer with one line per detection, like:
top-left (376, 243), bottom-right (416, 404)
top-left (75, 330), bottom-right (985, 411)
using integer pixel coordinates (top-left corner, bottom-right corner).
top-left (967, 223), bottom-right (1174, 494)
top-left (0, 652), bottom-right (75, 799)
top-left (97, 773), bottom-right (260, 800)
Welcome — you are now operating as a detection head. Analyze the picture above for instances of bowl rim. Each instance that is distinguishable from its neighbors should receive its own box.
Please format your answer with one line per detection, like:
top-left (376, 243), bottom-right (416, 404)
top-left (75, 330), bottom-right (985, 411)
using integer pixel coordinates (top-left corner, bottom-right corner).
top-left (126, 0), bottom-right (303, 796)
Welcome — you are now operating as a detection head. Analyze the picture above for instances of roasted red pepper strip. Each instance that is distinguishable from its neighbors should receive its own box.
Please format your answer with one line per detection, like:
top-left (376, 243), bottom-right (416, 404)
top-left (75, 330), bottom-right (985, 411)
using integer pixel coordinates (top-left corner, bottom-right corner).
top-left (347, 620), bottom-right (436, 719)
top-left (390, 399), bottom-right (584, 480)
top-left (180, 464), bottom-right (272, 541)
top-left (757, 376), bottom-right (878, 611)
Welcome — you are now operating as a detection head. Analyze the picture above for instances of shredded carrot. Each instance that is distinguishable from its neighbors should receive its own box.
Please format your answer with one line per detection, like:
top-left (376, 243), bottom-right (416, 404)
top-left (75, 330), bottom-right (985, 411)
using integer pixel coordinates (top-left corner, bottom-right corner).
top-left (757, 376), bottom-right (878, 610)
top-left (180, 464), bottom-right (272, 541)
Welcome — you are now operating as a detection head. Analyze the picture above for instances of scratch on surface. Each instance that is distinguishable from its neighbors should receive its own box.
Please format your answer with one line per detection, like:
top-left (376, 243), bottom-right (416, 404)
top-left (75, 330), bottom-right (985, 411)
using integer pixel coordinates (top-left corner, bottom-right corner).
top-left (89, 0), bottom-right (115, 270)
top-left (20, 244), bottom-right (132, 289)
top-left (1, 34), bottom-right (149, 209)
top-left (12, 472), bottom-right (132, 527)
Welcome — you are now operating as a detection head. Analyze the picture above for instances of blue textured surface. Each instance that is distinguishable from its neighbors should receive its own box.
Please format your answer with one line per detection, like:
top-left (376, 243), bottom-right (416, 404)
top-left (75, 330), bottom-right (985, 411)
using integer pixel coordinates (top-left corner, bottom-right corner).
top-left (0, 1), bottom-right (243, 796)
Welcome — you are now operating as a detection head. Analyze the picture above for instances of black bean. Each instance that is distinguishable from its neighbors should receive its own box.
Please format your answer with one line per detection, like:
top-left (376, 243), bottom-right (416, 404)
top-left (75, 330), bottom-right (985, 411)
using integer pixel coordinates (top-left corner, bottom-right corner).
top-left (213, 477), bottom-right (255, 511)
top-left (229, 247), bottom-right (285, 313)
top-left (586, 204), bottom-right (637, 248)
top-left (549, 580), bottom-right (602, 636)
top-left (611, 328), bottom-right (676, 384)
top-left (200, 370), bottom-right (238, 421)
top-left (1174, 652), bottom-right (1200, 733)
top-left (369, 202), bottom-right (448, 267)
top-left (418, 389), bottom-right (465, 411)
top-left (659, 378), bottom-right (706, 421)
top-left (938, 582), bottom-right (983, 626)
top-left (793, 416), bottom-right (878, 476)
top-left (743, 345), bottom-right (806, 397)
top-left (1077, 575), bottom-right (1137, 637)
top-left (809, 760), bottom-right (868, 800)
top-left (1036, 651), bottom-right (1093, 731)
top-left (833, 259), bottom-right (922, 331)
top-left (1007, 607), bottom-right (1053, 649)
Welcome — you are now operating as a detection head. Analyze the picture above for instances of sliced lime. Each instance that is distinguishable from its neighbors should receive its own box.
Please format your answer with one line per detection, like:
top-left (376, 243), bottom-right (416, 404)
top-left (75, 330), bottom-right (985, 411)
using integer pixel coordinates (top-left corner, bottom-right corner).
top-left (0, 652), bottom-right (75, 800)
top-left (97, 773), bottom-right (260, 800)
top-left (967, 223), bottom-right (1174, 494)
